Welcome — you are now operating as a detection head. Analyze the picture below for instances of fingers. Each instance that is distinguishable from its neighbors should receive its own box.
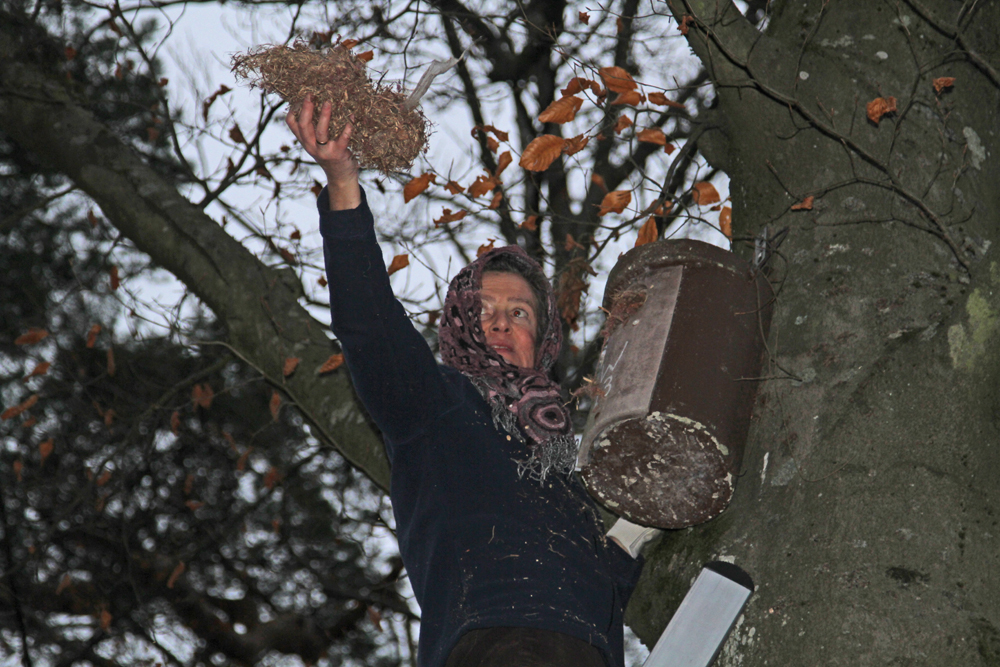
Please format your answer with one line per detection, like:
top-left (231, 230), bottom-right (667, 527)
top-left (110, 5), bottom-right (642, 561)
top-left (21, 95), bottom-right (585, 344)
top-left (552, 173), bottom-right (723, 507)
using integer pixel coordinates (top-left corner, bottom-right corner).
top-left (315, 101), bottom-right (332, 145)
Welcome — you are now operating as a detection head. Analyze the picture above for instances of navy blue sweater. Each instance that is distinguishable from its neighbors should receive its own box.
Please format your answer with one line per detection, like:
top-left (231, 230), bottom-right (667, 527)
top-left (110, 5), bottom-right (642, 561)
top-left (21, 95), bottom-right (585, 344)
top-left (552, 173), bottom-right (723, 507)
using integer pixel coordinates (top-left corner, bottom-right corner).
top-left (319, 188), bottom-right (643, 667)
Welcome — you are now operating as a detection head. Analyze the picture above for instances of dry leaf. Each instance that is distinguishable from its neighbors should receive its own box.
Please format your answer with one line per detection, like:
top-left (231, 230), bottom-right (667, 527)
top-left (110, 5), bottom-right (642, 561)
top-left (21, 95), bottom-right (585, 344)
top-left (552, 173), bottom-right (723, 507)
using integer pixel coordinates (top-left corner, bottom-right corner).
top-left (636, 128), bottom-right (667, 145)
top-left (520, 216), bottom-right (538, 232)
top-left (591, 173), bottom-right (607, 191)
top-left (598, 66), bottom-right (637, 93)
top-left (444, 180), bottom-right (465, 195)
top-left (170, 411), bottom-right (180, 435)
top-left (556, 258), bottom-right (597, 331)
top-left (282, 357), bottom-right (300, 377)
top-left (496, 151), bottom-right (513, 176)
top-left (184, 473), bottom-right (194, 495)
top-left (191, 383), bottom-right (214, 409)
top-left (87, 209), bottom-right (100, 228)
top-left (310, 181), bottom-right (323, 197)
top-left (664, 144), bottom-right (676, 154)
top-left (578, 11), bottom-right (590, 24)
top-left (477, 239), bottom-right (497, 257)
top-left (97, 469), bottom-right (112, 486)
top-left (598, 190), bottom-right (632, 216)
top-left (635, 217), bottom-right (658, 247)
top-left (387, 254), bottom-right (409, 276)
top-left (15, 328), bottom-right (49, 346)
top-left (24, 362), bottom-right (51, 380)
top-left (185, 500), bottom-right (203, 510)
top-left (472, 124), bottom-right (510, 142)
top-left (39, 439), bottom-right (54, 465)
top-left (469, 174), bottom-right (500, 198)
top-left (13, 459), bottom-right (23, 482)
top-left (318, 276), bottom-right (328, 287)
top-left (403, 173), bottom-right (436, 203)
top-left (648, 91), bottom-right (686, 109)
top-left (489, 192), bottom-right (503, 210)
top-left (22, 417), bottom-right (36, 428)
top-left (269, 390), bottom-right (281, 420)
top-left (617, 17), bottom-right (624, 33)
top-left (202, 84), bottom-right (231, 121)
top-left (791, 195), bottom-right (814, 211)
top-left (167, 562), bottom-right (185, 589)
top-left (318, 354), bottom-right (345, 374)
top-left (691, 182), bottom-right (721, 205)
top-left (264, 467), bottom-right (281, 490)
top-left (237, 447), bottom-right (252, 472)
top-left (719, 207), bottom-right (733, 238)
top-left (109, 266), bottom-right (120, 291)
top-left (565, 234), bottom-right (585, 251)
top-left (538, 96), bottom-right (583, 124)
top-left (341, 39), bottom-right (360, 49)
top-left (519, 135), bottom-right (566, 172)
top-left (613, 116), bottom-right (633, 134)
top-left (356, 50), bottom-right (374, 63)
top-left (434, 209), bottom-right (468, 227)
top-left (65, 45), bottom-right (77, 61)
top-left (104, 408), bottom-right (115, 427)
top-left (56, 573), bottom-right (72, 595)
top-left (561, 77), bottom-right (601, 98)
top-left (564, 135), bottom-right (589, 156)
top-left (679, 15), bottom-right (693, 35)
top-left (611, 90), bottom-right (643, 106)
top-left (106, 347), bottom-right (116, 376)
top-left (229, 124), bottom-right (247, 144)
top-left (86, 324), bottom-right (101, 348)
top-left (486, 136), bottom-right (499, 153)
top-left (278, 247), bottom-right (297, 265)
top-left (368, 606), bottom-right (383, 631)
top-left (933, 77), bottom-right (955, 94)
top-left (3, 394), bottom-right (39, 421)
top-left (866, 96), bottom-right (897, 124)
top-left (100, 609), bottom-right (112, 631)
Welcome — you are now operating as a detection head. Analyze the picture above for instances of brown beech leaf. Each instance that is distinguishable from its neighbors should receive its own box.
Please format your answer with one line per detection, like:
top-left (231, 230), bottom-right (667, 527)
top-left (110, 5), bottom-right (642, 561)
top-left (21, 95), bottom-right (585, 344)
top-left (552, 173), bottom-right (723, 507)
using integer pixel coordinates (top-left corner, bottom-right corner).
top-left (39, 439), bottom-right (54, 466)
top-left (664, 144), bottom-right (676, 154)
top-left (489, 192), bottom-right (503, 210)
top-left (563, 135), bottom-right (589, 156)
top-left (103, 408), bottom-right (115, 427)
top-left (318, 276), bottom-right (328, 287)
top-left (56, 573), bottom-right (72, 595)
top-left (15, 328), bottom-right (49, 346)
top-left (403, 173), bottom-right (436, 203)
top-left (100, 609), bottom-right (112, 631)
top-left (598, 190), bottom-right (632, 216)
top-left (598, 66), bottom-right (637, 93)
top-left (791, 195), bottom-right (814, 211)
top-left (538, 96), bottom-right (583, 124)
top-left (269, 390), bottom-right (281, 420)
top-left (617, 17), bottom-right (624, 33)
top-left (96, 469), bottom-right (112, 486)
top-left (184, 500), bottom-right (203, 511)
top-left (635, 217), bottom-right (658, 247)
top-left (434, 208), bottom-right (468, 227)
top-left (170, 411), bottom-right (180, 435)
top-left (356, 50), bottom-right (374, 63)
top-left (109, 266), bottom-right (120, 292)
top-left (368, 606), bottom-right (384, 631)
top-left (190, 383), bottom-right (212, 409)
top-left (477, 239), bottom-right (497, 257)
top-left (719, 206), bottom-right (733, 238)
top-left (289, 229), bottom-right (301, 241)
top-left (520, 216), bottom-right (538, 232)
top-left (636, 128), bottom-right (667, 145)
top-left (613, 116), bottom-right (633, 134)
top-left (65, 46), bottom-right (77, 61)
top-left (318, 354), bottom-right (345, 374)
top-left (278, 247), bottom-right (297, 265)
top-left (282, 357), bottom-right (300, 377)
top-left (578, 11), bottom-right (590, 24)
top-left (933, 77), bottom-right (955, 94)
top-left (3, 395), bottom-right (39, 421)
top-left (167, 562), bottom-right (185, 589)
top-left (24, 362), bottom-right (51, 381)
top-left (486, 136), bottom-right (499, 153)
top-left (468, 174), bottom-right (500, 198)
top-left (496, 151), bottom-right (513, 176)
top-left (471, 124), bottom-right (510, 142)
top-left (264, 467), bottom-right (281, 489)
top-left (85, 325), bottom-right (100, 351)
top-left (87, 209), bottom-right (100, 228)
top-left (565, 234), bottom-right (585, 251)
top-left (561, 77), bottom-right (601, 98)
top-left (679, 15), bottom-right (694, 35)
top-left (387, 254), bottom-right (409, 276)
top-left (236, 447), bottom-right (253, 472)
top-left (229, 124), bottom-right (247, 145)
top-left (340, 39), bottom-right (360, 49)
top-left (13, 459), bottom-right (23, 482)
top-left (866, 96), bottom-right (897, 124)
top-left (444, 180), bottom-right (465, 195)
top-left (310, 181), bottom-right (323, 197)
top-left (519, 135), bottom-right (566, 172)
top-left (591, 173), bottom-right (607, 191)
top-left (107, 347), bottom-right (117, 376)
top-left (691, 181), bottom-right (721, 205)
top-left (611, 90), bottom-right (643, 106)
top-left (202, 84), bottom-right (231, 121)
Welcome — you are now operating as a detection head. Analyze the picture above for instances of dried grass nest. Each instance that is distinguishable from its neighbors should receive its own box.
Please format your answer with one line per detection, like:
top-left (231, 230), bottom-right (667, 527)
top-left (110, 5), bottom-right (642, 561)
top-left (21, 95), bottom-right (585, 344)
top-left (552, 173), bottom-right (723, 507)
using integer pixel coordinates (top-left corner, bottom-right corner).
top-left (232, 41), bottom-right (429, 173)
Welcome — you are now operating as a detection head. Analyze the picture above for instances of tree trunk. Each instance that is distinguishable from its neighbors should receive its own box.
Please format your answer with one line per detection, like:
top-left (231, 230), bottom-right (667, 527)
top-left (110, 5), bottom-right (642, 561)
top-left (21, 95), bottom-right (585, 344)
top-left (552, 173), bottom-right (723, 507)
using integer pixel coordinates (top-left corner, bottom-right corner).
top-left (627, 0), bottom-right (1000, 663)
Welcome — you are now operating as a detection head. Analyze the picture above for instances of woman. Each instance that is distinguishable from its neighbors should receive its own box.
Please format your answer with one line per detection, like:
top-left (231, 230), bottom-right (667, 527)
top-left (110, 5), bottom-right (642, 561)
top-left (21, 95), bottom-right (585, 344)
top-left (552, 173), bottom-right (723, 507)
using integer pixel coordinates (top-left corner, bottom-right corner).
top-left (288, 97), bottom-right (650, 667)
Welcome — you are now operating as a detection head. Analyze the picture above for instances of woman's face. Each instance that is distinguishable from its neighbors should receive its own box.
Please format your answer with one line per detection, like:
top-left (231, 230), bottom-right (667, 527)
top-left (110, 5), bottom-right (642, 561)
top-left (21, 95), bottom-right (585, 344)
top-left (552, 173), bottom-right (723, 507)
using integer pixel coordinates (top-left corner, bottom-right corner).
top-left (480, 272), bottom-right (539, 369)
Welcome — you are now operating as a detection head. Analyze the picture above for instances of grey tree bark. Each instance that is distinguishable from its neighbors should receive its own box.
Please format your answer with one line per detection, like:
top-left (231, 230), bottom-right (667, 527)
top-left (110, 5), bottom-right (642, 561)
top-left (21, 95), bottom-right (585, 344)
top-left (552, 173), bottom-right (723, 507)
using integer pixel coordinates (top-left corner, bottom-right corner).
top-left (627, 0), bottom-right (1000, 664)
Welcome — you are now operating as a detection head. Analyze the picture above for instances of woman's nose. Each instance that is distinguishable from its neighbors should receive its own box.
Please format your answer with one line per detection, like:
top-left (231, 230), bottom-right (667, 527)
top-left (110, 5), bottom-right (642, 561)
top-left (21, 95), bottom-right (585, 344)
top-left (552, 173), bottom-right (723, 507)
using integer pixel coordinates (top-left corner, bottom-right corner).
top-left (489, 313), bottom-right (511, 331)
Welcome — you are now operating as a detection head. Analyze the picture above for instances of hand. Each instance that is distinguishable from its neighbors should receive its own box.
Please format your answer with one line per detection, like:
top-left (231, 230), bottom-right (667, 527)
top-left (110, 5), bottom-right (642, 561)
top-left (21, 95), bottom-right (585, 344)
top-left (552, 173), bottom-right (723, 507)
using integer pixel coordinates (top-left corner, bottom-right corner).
top-left (286, 95), bottom-right (361, 211)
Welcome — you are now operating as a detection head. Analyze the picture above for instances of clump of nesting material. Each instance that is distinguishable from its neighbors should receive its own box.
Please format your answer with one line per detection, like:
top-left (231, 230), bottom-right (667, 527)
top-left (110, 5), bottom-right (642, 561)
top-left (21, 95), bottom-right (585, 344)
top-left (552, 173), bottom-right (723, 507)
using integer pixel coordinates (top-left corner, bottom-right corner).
top-left (232, 41), bottom-right (429, 173)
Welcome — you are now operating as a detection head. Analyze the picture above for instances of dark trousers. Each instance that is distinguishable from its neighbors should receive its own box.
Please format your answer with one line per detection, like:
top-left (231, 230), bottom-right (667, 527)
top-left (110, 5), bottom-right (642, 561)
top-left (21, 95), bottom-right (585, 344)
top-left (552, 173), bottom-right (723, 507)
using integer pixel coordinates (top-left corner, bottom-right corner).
top-left (444, 626), bottom-right (608, 667)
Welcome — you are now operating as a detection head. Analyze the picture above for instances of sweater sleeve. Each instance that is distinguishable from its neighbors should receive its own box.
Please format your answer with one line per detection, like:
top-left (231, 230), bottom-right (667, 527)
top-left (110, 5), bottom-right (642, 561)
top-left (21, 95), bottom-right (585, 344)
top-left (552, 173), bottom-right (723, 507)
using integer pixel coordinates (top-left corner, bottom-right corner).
top-left (319, 186), bottom-right (455, 447)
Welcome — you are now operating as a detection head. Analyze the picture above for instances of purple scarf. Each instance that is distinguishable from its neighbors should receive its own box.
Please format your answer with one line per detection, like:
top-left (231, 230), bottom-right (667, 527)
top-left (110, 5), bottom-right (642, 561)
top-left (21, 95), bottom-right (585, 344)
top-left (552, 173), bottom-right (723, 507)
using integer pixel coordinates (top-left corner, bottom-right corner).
top-left (439, 246), bottom-right (577, 481)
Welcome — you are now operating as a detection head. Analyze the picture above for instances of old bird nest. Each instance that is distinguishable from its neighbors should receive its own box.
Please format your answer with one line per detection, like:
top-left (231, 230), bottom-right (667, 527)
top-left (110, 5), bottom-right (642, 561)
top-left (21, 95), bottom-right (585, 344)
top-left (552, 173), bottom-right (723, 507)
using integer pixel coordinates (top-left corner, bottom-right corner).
top-left (232, 41), bottom-right (429, 173)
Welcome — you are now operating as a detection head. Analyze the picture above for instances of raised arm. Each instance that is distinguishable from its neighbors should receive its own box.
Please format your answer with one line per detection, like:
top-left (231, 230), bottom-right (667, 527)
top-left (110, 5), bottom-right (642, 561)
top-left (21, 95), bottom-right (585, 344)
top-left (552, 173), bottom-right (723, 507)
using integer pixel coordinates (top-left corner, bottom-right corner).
top-left (288, 98), bottom-right (455, 448)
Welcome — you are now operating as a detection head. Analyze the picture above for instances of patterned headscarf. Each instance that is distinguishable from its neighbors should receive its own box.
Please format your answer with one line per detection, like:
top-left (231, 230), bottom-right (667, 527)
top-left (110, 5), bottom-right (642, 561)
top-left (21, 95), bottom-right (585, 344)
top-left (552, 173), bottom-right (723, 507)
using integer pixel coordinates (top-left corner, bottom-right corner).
top-left (439, 246), bottom-right (577, 481)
